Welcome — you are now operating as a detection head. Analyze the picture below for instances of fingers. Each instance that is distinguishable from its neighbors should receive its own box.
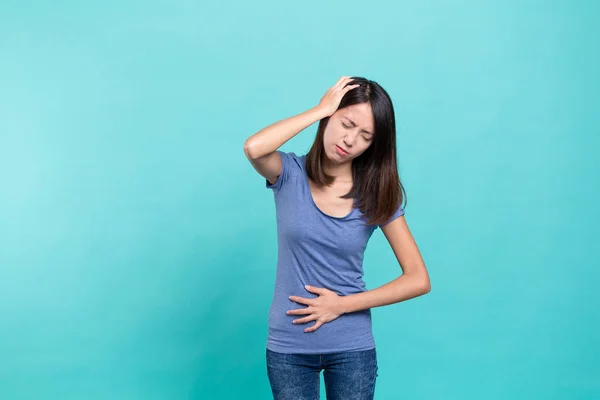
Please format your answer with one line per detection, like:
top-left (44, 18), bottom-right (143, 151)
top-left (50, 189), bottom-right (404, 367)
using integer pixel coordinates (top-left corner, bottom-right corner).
top-left (304, 320), bottom-right (324, 333)
top-left (288, 310), bottom-right (324, 332)
top-left (289, 295), bottom-right (314, 306)
top-left (333, 76), bottom-right (354, 89)
top-left (335, 77), bottom-right (360, 94)
top-left (286, 307), bottom-right (312, 315)
top-left (304, 285), bottom-right (326, 295)
top-left (333, 76), bottom-right (350, 87)
top-left (292, 315), bottom-right (317, 324)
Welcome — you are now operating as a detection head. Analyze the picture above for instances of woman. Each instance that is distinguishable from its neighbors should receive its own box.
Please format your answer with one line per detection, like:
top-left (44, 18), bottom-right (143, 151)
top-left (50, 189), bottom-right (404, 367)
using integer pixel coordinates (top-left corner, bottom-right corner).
top-left (243, 76), bottom-right (431, 400)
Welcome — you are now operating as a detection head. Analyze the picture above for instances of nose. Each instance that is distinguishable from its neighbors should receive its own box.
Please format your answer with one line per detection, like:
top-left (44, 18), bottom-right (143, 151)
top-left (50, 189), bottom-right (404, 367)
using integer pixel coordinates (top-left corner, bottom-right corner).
top-left (343, 130), bottom-right (358, 147)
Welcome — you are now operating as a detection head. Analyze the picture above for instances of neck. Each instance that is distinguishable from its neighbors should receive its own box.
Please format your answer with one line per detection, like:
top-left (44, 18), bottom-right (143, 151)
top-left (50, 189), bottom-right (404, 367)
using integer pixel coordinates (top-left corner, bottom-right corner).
top-left (323, 157), bottom-right (353, 182)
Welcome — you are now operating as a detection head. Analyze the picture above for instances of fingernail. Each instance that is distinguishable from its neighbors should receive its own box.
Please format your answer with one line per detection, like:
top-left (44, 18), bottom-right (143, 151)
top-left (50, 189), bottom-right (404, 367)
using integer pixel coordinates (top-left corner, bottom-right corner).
top-left (305, 285), bottom-right (309, 289)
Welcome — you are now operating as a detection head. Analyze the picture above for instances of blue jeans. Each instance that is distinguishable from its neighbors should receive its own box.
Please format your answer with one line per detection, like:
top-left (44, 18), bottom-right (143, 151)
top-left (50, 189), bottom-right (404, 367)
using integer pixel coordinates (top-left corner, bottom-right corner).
top-left (266, 347), bottom-right (378, 400)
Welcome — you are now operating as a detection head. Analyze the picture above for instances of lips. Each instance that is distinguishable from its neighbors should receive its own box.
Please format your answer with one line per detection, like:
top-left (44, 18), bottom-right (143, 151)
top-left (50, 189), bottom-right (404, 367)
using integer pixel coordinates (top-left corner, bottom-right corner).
top-left (336, 145), bottom-right (349, 155)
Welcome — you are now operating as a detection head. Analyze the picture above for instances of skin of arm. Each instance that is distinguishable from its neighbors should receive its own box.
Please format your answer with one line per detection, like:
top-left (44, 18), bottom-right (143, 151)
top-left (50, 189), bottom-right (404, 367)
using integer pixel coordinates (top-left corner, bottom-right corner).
top-left (340, 215), bottom-right (430, 314)
top-left (243, 106), bottom-right (329, 159)
top-left (243, 106), bottom-right (330, 186)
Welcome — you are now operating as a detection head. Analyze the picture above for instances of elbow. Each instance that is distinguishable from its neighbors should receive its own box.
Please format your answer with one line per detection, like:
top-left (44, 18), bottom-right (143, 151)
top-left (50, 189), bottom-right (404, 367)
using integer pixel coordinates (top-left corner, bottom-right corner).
top-left (404, 269), bottom-right (431, 295)
top-left (244, 138), bottom-right (267, 160)
top-left (421, 280), bottom-right (431, 295)
top-left (418, 264), bottom-right (431, 295)
top-left (243, 140), bottom-right (257, 160)
top-left (418, 274), bottom-right (431, 295)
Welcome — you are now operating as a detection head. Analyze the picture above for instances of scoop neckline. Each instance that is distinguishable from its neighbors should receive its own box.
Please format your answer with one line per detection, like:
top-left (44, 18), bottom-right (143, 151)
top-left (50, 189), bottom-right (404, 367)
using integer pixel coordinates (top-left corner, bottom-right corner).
top-left (302, 165), bottom-right (356, 220)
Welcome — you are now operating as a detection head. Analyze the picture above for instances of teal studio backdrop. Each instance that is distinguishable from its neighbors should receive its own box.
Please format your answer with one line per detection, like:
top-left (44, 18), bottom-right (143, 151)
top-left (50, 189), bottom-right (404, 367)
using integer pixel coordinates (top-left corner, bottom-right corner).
top-left (0, 1), bottom-right (598, 399)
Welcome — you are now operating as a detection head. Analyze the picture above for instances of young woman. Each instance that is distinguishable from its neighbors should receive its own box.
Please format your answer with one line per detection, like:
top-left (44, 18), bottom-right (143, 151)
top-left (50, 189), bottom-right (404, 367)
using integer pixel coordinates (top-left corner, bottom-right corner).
top-left (243, 76), bottom-right (431, 400)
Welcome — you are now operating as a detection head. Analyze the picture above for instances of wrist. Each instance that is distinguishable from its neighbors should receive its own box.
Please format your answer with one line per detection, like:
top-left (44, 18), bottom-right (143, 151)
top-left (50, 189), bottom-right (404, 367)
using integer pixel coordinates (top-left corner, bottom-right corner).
top-left (339, 295), bottom-right (351, 315)
top-left (310, 105), bottom-right (332, 120)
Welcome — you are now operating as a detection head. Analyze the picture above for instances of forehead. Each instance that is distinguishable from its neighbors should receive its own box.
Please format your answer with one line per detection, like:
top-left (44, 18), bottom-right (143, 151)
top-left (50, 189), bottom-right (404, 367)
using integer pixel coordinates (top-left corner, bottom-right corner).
top-left (342, 103), bottom-right (374, 130)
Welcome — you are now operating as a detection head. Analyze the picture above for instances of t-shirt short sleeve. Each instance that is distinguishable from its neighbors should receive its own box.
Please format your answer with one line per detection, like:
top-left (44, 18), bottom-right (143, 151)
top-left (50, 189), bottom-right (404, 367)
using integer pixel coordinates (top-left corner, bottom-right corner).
top-left (265, 150), bottom-right (300, 191)
top-left (379, 203), bottom-right (405, 228)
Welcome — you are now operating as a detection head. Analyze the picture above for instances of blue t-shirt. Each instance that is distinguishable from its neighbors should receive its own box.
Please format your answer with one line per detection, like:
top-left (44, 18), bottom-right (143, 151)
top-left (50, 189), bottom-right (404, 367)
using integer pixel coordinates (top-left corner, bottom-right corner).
top-left (265, 151), bottom-right (405, 354)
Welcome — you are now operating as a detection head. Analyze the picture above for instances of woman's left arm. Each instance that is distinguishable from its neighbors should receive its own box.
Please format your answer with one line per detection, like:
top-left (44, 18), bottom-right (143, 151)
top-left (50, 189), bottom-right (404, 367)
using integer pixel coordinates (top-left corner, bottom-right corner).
top-left (340, 215), bottom-right (431, 314)
top-left (287, 215), bottom-right (430, 332)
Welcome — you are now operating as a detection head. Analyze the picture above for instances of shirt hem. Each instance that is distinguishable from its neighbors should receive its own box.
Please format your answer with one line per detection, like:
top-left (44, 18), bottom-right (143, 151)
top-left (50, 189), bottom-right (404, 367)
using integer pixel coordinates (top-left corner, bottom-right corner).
top-left (266, 341), bottom-right (376, 355)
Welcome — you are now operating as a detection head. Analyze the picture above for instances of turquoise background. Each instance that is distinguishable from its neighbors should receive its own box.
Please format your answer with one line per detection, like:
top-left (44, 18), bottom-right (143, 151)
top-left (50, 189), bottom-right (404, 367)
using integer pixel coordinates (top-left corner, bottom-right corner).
top-left (1, 1), bottom-right (598, 399)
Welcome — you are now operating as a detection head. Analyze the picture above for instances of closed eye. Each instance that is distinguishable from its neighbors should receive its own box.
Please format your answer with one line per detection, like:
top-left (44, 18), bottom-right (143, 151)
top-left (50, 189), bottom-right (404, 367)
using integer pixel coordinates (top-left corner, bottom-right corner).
top-left (342, 122), bottom-right (372, 141)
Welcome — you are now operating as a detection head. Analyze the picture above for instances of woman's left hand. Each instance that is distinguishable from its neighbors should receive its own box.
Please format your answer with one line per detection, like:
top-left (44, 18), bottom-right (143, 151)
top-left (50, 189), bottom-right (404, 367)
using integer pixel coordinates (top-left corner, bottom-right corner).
top-left (287, 285), bottom-right (347, 333)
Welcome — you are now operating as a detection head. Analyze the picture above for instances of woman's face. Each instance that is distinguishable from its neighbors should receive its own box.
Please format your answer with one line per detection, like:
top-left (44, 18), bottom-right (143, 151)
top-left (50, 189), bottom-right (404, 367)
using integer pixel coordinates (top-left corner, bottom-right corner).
top-left (323, 103), bottom-right (375, 163)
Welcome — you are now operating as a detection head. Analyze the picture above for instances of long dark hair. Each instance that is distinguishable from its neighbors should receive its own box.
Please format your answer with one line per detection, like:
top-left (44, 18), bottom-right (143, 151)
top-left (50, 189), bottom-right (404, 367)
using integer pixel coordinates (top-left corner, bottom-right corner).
top-left (306, 76), bottom-right (407, 226)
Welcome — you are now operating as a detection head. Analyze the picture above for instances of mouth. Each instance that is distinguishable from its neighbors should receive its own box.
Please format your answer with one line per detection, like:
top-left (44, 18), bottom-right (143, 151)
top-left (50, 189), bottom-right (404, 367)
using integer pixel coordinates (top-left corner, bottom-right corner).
top-left (335, 145), bottom-right (349, 156)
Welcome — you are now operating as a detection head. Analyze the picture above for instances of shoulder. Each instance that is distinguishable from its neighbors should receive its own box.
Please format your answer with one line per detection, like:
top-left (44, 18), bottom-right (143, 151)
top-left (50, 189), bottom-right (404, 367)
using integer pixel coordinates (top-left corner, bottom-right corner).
top-left (265, 151), bottom-right (306, 191)
top-left (278, 151), bottom-right (306, 171)
top-left (276, 151), bottom-right (307, 178)
top-left (375, 203), bottom-right (405, 230)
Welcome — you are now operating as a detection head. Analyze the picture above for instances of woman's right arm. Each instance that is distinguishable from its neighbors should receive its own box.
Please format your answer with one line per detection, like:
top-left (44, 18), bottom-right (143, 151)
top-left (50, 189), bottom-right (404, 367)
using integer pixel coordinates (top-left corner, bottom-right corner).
top-left (243, 76), bottom-right (359, 185)
top-left (243, 106), bottom-right (328, 185)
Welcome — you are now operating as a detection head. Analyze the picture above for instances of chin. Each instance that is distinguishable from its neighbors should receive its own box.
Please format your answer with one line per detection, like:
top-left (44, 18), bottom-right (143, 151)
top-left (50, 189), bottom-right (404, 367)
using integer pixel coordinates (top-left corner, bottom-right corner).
top-left (327, 152), bottom-right (350, 165)
top-left (323, 150), bottom-right (335, 162)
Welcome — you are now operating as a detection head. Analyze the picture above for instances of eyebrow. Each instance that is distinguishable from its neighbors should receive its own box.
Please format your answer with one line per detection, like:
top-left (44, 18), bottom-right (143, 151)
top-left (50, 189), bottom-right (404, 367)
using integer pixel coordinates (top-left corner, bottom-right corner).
top-left (343, 117), bottom-right (373, 135)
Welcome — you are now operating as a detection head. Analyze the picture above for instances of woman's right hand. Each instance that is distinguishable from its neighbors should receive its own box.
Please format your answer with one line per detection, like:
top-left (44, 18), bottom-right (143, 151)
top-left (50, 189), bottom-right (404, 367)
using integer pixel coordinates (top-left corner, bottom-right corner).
top-left (316, 76), bottom-right (360, 117)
